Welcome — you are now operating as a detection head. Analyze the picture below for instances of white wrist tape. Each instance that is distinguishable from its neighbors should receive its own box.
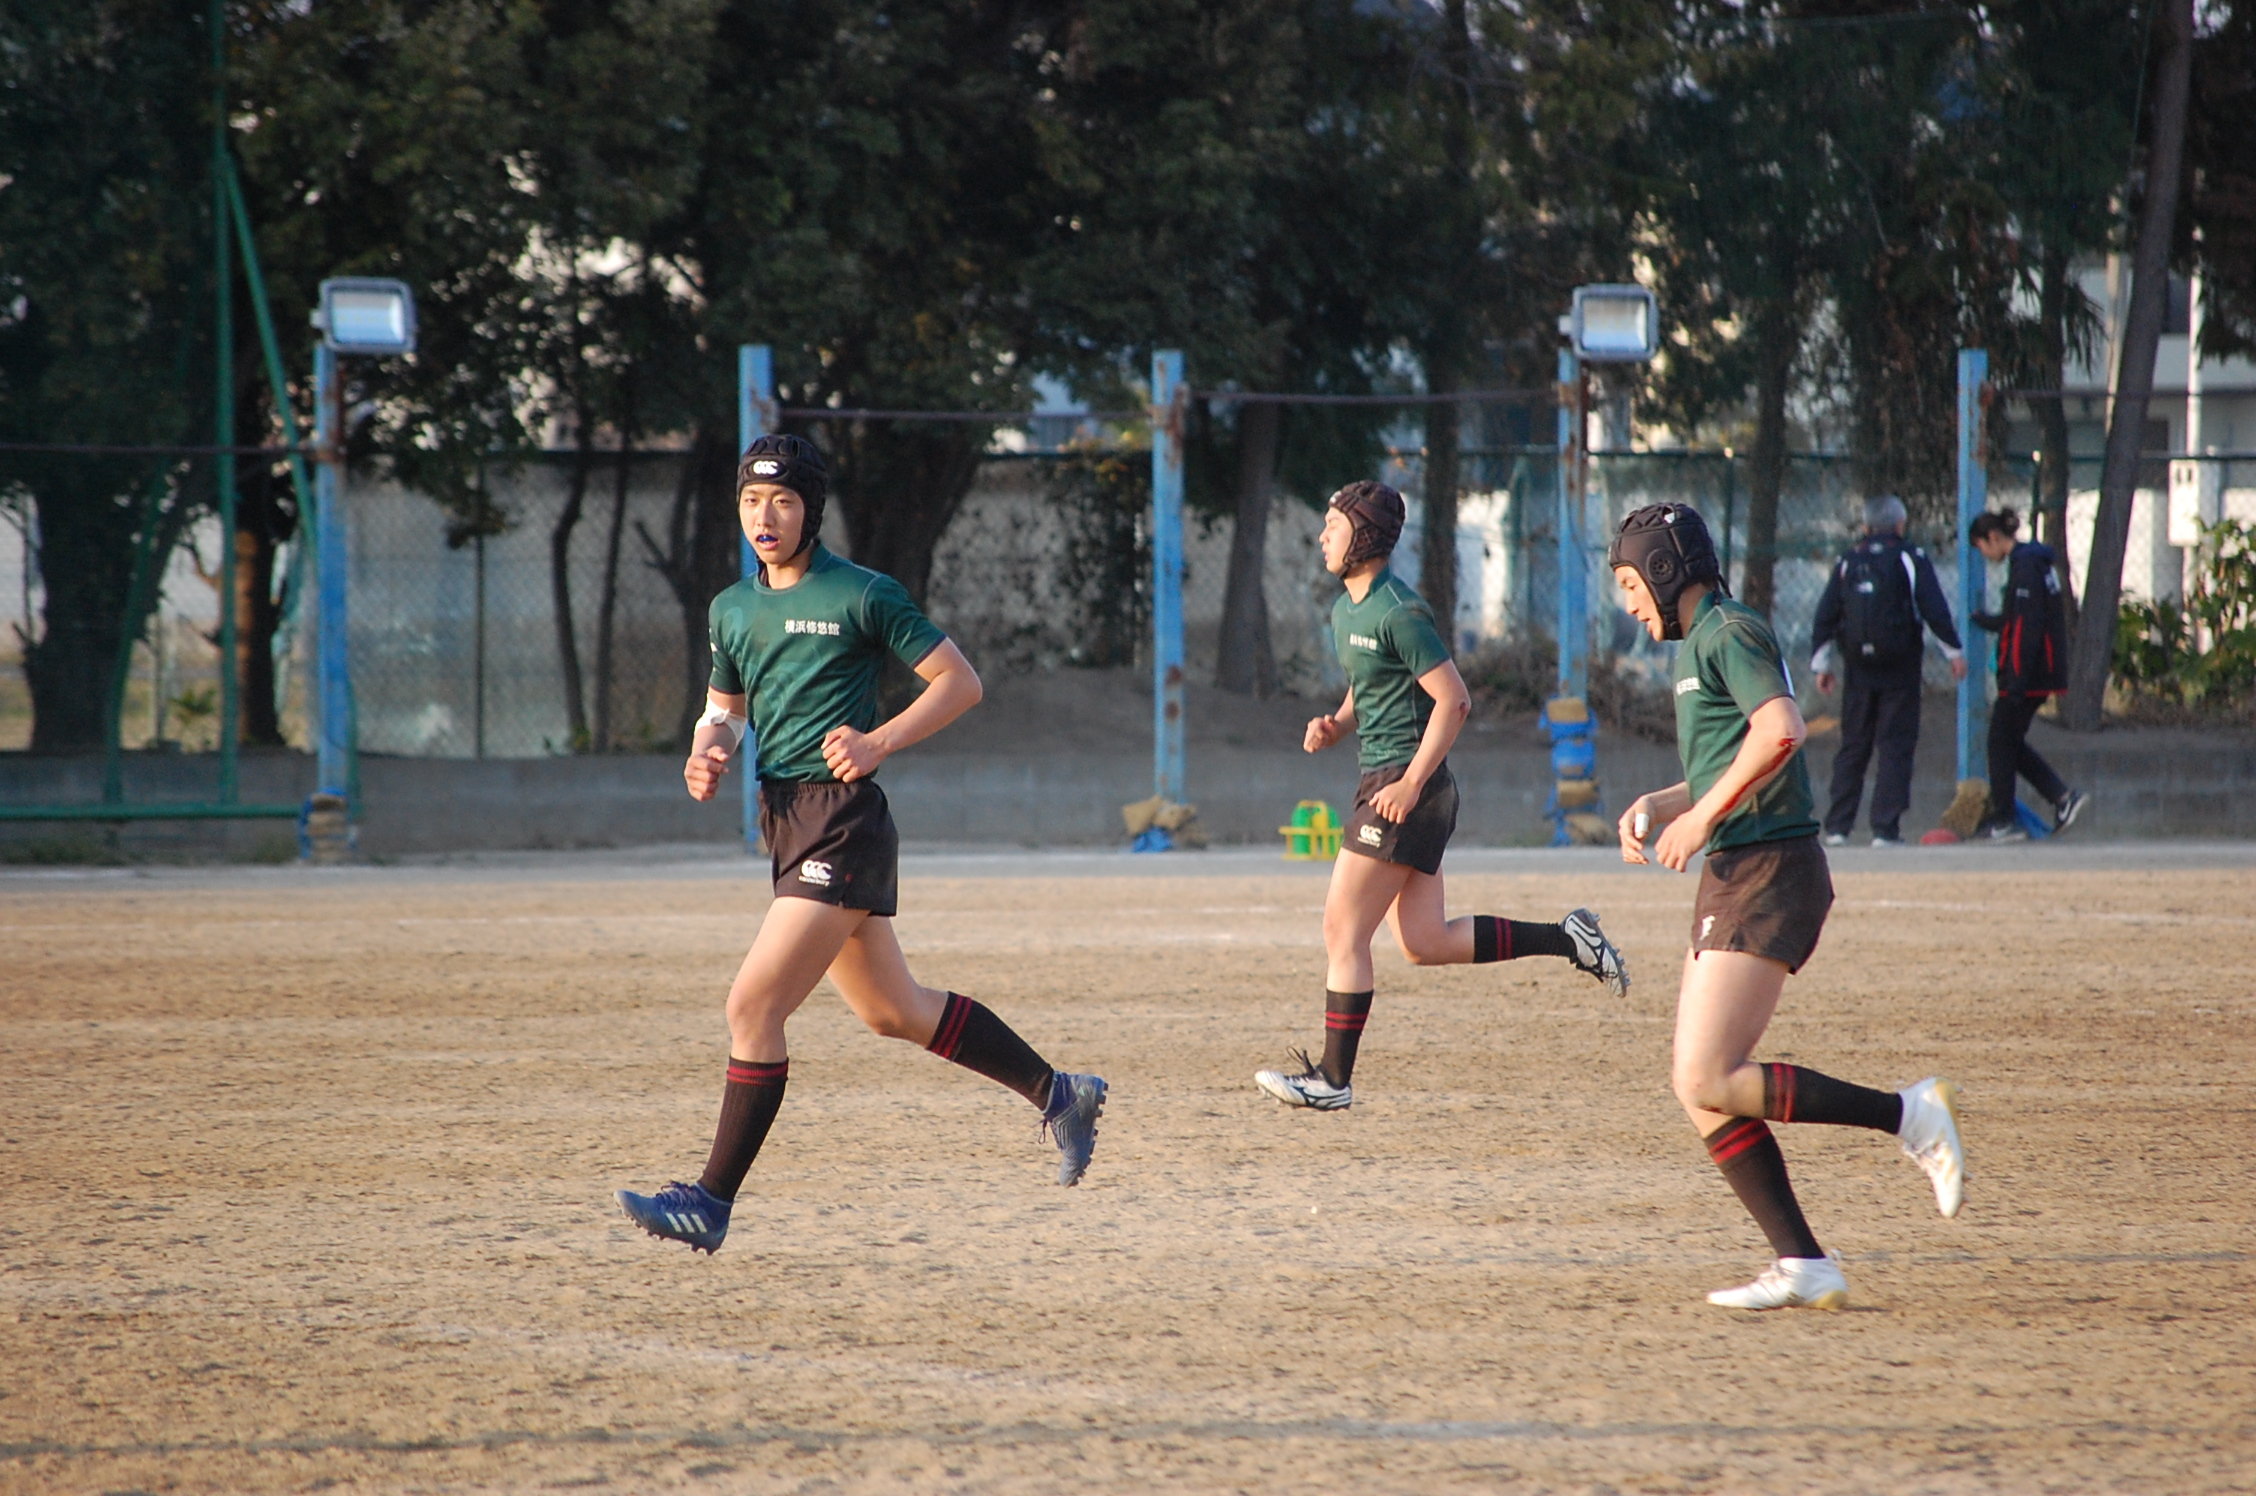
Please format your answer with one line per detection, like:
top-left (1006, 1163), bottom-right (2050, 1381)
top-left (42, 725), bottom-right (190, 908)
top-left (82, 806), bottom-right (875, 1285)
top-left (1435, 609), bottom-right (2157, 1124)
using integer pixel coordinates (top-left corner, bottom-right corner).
top-left (697, 705), bottom-right (748, 747)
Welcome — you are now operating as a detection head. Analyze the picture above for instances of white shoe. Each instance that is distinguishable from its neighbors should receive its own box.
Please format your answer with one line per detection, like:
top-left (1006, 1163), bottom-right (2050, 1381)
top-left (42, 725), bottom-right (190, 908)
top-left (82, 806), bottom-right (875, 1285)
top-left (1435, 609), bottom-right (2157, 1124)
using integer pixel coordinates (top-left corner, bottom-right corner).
top-left (1253, 1052), bottom-right (1352, 1111)
top-left (1898, 1076), bottom-right (1965, 1218)
top-left (1823, 832), bottom-right (1849, 847)
top-left (1706, 1253), bottom-right (1850, 1310)
top-left (1870, 834), bottom-right (1904, 848)
top-left (1562, 908), bottom-right (1629, 997)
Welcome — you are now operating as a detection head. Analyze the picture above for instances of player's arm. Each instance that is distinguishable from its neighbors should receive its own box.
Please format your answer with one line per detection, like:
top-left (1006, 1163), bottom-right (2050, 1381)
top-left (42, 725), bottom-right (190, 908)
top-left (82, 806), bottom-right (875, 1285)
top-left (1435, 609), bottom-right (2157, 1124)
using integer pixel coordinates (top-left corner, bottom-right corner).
top-left (1305, 689), bottom-right (1356, 752)
top-left (1651, 695), bottom-right (1807, 872)
top-left (1618, 780), bottom-right (1693, 865)
top-left (684, 689), bottom-right (747, 802)
top-left (1369, 661), bottom-right (1470, 823)
top-left (822, 639), bottom-right (981, 782)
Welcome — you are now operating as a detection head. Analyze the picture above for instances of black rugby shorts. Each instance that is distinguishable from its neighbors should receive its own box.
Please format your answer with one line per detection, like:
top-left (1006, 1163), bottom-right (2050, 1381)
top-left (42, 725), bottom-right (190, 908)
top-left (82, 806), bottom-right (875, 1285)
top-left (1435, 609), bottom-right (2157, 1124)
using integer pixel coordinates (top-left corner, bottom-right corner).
top-left (1341, 761), bottom-right (1458, 876)
top-left (1690, 833), bottom-right (1833, 973)
top-left (759, 778), bottom-right (900, 916)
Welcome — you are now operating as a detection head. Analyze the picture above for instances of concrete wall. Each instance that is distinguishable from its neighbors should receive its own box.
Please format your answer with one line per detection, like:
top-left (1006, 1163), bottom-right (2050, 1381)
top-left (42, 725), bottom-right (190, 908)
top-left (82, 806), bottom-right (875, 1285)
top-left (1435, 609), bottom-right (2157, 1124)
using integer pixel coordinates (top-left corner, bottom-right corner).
top-left (5, 714), bottom-right (2251, 858)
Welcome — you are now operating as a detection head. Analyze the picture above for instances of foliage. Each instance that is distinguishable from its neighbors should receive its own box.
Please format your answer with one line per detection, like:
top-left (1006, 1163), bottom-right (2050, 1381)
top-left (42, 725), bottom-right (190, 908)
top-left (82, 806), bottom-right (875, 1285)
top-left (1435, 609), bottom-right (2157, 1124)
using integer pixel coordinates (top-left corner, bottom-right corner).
top-left (2111, 518), bottom-right (2256, 717)
top-left (1043, 442), bottom-right (1150, 671)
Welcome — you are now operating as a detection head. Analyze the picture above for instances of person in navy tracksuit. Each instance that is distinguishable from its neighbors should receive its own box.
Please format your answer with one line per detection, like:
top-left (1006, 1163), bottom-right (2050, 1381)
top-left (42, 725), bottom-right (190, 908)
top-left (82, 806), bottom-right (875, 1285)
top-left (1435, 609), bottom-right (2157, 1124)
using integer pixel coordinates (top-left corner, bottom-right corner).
top-left (1968, 509), bottom-right (2088, 841)
top-left (1810, 494), bottom-right (1967, 846)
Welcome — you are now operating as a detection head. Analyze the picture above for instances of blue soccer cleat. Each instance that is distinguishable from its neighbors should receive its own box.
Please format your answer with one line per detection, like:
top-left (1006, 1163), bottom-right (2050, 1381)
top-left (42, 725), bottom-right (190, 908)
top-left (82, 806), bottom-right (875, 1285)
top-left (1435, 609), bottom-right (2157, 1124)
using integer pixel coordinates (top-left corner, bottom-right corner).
top-left (1042, 1072), bottom-right (1107, 1186)
top-left (615, 1180), bottom-right (732, 1253)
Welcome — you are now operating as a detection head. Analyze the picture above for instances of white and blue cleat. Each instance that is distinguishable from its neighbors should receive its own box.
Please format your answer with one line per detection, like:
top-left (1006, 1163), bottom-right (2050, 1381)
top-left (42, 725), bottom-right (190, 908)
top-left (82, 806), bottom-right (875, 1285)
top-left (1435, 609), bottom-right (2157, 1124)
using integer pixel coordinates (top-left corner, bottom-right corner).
top-left (1042, 1072), bottom-right (1108, 1186)
top-left (615, 1180), bottom-right (732, 1253)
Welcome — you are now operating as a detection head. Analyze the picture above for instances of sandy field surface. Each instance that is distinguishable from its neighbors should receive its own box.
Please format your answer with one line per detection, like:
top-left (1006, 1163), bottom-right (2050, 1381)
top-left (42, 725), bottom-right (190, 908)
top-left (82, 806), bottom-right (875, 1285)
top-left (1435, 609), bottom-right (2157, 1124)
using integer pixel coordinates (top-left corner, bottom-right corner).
top-left (4, 843), bottom-right (2253, 1494)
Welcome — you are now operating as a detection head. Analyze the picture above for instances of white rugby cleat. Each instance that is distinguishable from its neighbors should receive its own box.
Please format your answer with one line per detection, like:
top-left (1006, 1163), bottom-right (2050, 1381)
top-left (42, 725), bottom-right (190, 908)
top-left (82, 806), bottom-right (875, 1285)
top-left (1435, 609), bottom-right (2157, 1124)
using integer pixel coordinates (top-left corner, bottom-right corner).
top-left (1253, 1052), bottom-right (1353, 1111)
top-left (1706, 1253), bottom-right (1850, 1311)
top-left (1898, 1076), bottom-right (1966, 1218)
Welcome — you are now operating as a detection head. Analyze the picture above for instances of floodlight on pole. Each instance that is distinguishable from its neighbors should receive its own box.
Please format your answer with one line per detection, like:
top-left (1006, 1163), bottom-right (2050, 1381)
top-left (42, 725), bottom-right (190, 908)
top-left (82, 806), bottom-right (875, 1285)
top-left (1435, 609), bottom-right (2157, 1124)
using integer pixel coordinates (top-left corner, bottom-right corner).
top-left (1547, 282), bottom-right (1659, 846)
top-left (1569, 284), bottom-right (1659, 363)
top-left (316, 277), bottom-right (417, 356)
top-left (304, 277), bottom-right (417, 854)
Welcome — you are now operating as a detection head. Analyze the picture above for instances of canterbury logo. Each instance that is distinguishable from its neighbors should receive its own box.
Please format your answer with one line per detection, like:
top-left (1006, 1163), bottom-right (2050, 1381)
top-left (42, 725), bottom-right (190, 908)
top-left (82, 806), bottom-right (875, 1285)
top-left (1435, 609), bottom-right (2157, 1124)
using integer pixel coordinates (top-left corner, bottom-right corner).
top-left (800, 859), bottom-right (834, 887)
top-left (1358, 824), bottom-right (1383, 846)
top-left (1348, 633), bottom-right (1380, 650)
top-left (1675, 678), bottom-right (1700, 695)
top-left (1700, 914), bottom-right (1716, 940)
top-left (751, 458), bottom-right (783, 476)
top-left (785, 619), bottom-right (842, 636)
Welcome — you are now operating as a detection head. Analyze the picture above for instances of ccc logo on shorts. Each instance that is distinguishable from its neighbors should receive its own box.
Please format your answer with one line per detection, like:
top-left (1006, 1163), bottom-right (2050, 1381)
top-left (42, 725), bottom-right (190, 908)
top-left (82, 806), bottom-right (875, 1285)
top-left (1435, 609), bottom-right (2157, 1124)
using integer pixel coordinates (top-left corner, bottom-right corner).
top-left (799, 859), bottom-right (834, 887)
top-left (1357, 824), bottom-right (1384, 847)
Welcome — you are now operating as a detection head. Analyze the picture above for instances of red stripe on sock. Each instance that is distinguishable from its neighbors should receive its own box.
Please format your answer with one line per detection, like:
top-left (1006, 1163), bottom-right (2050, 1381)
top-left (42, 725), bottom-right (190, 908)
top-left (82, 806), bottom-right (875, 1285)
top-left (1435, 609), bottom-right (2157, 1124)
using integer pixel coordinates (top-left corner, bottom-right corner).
top-left (1503, 921), bottom-right (1515, 960)
top-left (1765, 1062), bottom-right (1797, 1124)
top-left (1324, 1012), bottom-right (1370, 1031)
top-left (727, 1060), bottom-right (788, 1086)
top-left (927, 992), bottom-right (972, 1059)
top-left (1705, 1118), bottom-right (1772, 1165)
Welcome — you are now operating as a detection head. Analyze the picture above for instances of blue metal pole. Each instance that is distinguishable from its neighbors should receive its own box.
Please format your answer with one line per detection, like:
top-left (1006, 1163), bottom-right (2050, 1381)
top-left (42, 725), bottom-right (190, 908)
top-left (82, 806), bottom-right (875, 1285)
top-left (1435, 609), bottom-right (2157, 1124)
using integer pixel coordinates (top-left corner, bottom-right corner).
top-left (1555, 345), bottom-right (1587, 701)
top-left (1150, 349), bottom-right (1187, 805)
top-left (1955, 348), bottom-right (1989, 783)
top-left (737, 344), bottom-right (773, 854)
top-left (311, 342), bottom-right (351, 799)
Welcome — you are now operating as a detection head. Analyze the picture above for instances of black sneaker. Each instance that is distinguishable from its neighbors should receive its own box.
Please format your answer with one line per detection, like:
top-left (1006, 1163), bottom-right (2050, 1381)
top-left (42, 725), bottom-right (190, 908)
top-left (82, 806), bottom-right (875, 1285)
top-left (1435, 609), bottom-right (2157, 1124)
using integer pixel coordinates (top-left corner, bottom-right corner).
top-left (1979, 820), bottom-right (2028, 844)
top-left (2053, 789), bottom-right (2091, 834)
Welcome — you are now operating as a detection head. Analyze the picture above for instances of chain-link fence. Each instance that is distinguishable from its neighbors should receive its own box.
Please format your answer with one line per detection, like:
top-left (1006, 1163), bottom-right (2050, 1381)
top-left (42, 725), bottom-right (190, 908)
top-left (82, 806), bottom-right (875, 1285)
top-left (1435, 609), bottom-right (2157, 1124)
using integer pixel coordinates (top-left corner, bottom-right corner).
top-left (11, 442), bottom-right (2245, 766)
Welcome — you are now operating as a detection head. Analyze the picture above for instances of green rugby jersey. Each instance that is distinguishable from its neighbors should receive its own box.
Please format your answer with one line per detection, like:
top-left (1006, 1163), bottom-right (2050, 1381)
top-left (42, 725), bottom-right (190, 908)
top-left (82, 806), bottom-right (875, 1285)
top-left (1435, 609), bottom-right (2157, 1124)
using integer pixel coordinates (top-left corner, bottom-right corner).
top-left (1672, 591), bottom-right (1819, 852)
top-left (1331, 569), bottom-right (1452, 770)
top-left (707, 545), bottom-right (948, 782)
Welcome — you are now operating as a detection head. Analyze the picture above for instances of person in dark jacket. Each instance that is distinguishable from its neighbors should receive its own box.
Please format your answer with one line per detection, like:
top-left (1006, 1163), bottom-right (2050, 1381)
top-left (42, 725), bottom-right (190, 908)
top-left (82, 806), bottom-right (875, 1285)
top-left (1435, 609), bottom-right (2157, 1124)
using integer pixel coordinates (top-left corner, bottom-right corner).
top-left (1810, 495), bottom-right (1966, 846)
top-left (1968, 508), bottom-right (2089, 841)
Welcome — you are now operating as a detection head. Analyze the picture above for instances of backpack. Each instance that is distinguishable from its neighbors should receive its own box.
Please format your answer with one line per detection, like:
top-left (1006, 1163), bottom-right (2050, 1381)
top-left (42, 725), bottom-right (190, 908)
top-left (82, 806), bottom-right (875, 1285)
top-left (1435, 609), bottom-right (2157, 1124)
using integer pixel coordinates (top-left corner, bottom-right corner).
top-left (1835, 538), bottom-right (1920, 666)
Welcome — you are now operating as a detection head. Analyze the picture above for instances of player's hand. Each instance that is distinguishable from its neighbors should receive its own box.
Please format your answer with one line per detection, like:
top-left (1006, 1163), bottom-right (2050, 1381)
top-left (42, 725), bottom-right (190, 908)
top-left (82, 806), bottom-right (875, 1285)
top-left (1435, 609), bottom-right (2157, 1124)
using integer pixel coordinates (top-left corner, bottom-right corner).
top-left (1304, 715), bottom-right (1341, 753)
top-left (1949, 655), bottom-right (1969, 682)
top-left (1618, 795), bottom-right (1655, 866)
top-left (684, 746), bottom-right (730, 802)
top-left (821, 724), bottom-right (883, 782)
top-left (1652, 805), bottom-right (1711, 872)
top-left (1815, 671), bottom-right (1837, 696)
top-left (1370, 777), bottom-right (1420, 824)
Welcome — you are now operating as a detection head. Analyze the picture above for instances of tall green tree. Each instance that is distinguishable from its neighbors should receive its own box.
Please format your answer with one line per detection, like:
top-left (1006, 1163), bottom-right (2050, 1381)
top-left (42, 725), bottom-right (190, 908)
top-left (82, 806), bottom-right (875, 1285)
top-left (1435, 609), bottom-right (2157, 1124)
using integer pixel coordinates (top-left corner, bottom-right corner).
top-left (0, 0), bottom-right (214, 752)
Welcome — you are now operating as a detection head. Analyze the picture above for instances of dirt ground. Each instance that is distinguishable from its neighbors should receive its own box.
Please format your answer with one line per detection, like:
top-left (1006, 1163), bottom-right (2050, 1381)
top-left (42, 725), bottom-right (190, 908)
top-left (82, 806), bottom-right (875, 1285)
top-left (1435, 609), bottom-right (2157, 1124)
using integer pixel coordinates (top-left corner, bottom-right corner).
top-left (4, 844), bottom-right (2253, 1494)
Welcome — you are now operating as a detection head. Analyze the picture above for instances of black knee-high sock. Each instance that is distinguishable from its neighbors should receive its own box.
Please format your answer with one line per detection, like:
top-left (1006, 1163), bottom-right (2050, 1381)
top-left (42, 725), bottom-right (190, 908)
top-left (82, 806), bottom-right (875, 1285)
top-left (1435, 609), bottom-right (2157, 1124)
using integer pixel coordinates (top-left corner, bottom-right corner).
top-left (1704, 1117), bottom-right (1823, 1260)
top-left (1471, 915), bottom-right (1576, 963)
top-left (1762, 1062), bottom-right (1903, 1133)
top-left (698, 1059), bottom-right (788, 1202)
top-left (927, 992), bottom-right (1055, 1108)
top-left (1320, 989), bottom-right (1374, 1086)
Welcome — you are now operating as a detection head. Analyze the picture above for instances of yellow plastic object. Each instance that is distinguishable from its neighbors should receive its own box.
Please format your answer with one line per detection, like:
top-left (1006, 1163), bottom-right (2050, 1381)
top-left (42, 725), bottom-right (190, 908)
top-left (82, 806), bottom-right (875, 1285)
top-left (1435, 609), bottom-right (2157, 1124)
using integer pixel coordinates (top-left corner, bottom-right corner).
top-left (1542, 695), bottom-right (1591, 728)
top-left (1278, 799), bottom-right (1343, 860)
top-left (1555, 777), bottom-right (1602, 810)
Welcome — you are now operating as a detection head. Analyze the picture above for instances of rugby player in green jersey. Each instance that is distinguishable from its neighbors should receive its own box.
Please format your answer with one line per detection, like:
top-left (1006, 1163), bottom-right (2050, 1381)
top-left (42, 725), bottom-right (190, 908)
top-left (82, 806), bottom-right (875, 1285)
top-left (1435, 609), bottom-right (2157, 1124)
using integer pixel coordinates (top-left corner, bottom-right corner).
top-left (1253, 481), bottom-right (1629, 1113)
top-left (1610, 502), bottom-right (1965, 1309)
top-left (615, 435), bottom-right (1106, 1253)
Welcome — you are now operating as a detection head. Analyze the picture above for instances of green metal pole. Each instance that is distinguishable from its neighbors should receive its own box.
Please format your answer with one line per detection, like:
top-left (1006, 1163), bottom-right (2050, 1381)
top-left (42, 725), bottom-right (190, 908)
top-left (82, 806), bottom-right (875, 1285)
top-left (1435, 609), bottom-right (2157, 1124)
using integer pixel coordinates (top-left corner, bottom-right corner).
top-left (223, 157), bottom-right (313, 517)
top-left (211, 0), bottom-right (239, 802)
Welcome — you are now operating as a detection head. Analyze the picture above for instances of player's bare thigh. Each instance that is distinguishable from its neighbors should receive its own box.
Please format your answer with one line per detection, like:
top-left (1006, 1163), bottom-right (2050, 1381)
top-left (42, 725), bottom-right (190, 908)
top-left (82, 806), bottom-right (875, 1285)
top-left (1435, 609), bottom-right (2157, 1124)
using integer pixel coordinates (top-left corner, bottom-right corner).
top-left (824, 915), bottom-right (948, 1044)
top-left (725, 896), bottom-right (869, 1059)
top-left (1672, 947), bottom-right (1789, 1128)
top-left (1325, 848), bottom-right (1413, 952)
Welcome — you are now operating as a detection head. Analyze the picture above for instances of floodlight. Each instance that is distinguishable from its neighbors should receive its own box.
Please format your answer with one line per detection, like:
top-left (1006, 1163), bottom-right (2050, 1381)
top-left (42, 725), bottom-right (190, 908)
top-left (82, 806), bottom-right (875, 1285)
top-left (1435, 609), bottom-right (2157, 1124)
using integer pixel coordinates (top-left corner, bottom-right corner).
top-left (1569, 284), bottom-right (1658, 363)
top-left (317, 278), bottom-right (417, 356)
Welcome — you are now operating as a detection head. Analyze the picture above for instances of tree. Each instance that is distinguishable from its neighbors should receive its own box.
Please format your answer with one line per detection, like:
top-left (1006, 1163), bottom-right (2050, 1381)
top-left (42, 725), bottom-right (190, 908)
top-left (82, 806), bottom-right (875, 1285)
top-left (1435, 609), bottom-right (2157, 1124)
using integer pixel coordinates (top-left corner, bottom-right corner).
top-left (0, 0), bottom-right (213, 753)
top-left (2065, 0), bottom-right (2192, 732)
top-left (1982, 0), bottom-right (2145, 626)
